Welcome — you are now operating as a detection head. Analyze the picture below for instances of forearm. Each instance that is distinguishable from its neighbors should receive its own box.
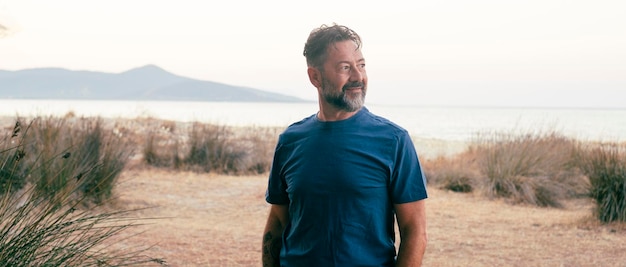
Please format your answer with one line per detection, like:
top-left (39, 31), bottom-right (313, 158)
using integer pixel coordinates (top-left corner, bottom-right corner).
top-left (262, 205), bottom-right (288, 267)
top-left (395, 230), bottom-right (427, 267)
top-left (262, 228), bottom-right (282, 267)
top-left (394, 200), bottom-right (428, 267)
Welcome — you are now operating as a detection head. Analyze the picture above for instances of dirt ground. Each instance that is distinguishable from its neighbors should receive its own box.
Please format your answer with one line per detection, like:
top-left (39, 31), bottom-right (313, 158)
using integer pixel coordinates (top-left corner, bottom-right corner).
top-left (108, 167), bottom-right (626, 267)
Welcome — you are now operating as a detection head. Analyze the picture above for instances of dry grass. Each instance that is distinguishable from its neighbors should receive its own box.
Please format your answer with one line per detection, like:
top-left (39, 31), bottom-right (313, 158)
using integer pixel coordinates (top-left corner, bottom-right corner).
top-left (424, 131), bottom-right (593, 208)
top-left (109, 167), bottom-right (626, 267)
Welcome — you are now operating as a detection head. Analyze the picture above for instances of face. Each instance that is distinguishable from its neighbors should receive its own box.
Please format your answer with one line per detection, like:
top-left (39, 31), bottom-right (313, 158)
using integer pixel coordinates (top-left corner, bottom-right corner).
top-left (317, 40), bottom-right (367, 112)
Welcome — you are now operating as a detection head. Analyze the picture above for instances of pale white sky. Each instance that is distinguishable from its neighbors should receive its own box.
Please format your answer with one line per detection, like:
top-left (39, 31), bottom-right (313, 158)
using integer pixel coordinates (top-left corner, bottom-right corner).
top-left (1, 0), bottom-right (625, 108)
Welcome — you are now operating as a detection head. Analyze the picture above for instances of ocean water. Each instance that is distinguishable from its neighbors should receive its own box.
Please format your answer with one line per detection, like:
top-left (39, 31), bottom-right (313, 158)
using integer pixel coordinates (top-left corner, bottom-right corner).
top-left (1, 99), bottom-right (625, 143)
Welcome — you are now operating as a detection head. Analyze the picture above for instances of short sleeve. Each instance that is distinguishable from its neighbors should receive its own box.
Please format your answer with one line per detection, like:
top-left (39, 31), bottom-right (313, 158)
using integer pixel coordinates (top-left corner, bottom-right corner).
top-left (389, 131), bottom-right (428, 204)
top-left (265, 141), bottom-right (290, 205)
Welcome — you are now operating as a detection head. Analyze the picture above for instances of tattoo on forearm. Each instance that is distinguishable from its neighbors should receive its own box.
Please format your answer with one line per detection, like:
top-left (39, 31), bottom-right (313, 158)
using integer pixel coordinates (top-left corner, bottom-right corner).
top-left (262, 232), bottom-right (282, 267)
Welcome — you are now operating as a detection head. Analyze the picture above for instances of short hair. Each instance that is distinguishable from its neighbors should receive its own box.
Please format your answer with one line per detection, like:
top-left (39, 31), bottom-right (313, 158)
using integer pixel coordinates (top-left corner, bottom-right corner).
top-left (303, 23), bottom-right (362, 69)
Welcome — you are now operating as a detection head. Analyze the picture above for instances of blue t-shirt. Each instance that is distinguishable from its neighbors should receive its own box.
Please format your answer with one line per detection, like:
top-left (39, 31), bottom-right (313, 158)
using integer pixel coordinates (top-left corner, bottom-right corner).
top-left (265, 107), bottom-right (427, 267)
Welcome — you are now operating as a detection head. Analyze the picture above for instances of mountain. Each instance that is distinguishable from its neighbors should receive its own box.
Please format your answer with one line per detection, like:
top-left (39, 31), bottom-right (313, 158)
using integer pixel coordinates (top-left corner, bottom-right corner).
top-left (0, 65), bottom-right (307, 102)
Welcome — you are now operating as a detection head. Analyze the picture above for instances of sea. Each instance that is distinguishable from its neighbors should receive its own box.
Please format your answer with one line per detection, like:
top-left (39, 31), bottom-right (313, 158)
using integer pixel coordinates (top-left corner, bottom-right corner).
top-left (1, 99), bottom-right (625, 143)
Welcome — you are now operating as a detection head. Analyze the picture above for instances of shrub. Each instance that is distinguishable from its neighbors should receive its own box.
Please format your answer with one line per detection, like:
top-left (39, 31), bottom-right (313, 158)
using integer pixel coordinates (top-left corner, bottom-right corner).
top-left (16, 116), bottom-right (132, 204)
top-left (143, 122), bottom-right (279, 175)
top-left (185, 123), bottom-right (233, 173)
top-left (423, 153), bottom-right (478, 193)
top-left (79, 125), bottom-right (132, 204)
top-left (578, 143), bottom-right (626, 223)
top-left (143, 134), bottom-right (172, 167)
top-left (470, 131), bottom-right (585, 207)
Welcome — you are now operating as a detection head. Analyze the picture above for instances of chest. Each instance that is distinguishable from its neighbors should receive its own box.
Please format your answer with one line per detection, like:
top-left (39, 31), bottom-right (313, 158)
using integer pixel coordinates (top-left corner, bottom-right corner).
top-left (280, 133), bottom-right (394, 197)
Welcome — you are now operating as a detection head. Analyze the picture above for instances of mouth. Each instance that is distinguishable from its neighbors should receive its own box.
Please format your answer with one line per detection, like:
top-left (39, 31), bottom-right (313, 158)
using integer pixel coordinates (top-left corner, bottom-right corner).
top-left (344, 87), bottom-right (362, 92)
top-left (343, 83), bottom-right (364, 92)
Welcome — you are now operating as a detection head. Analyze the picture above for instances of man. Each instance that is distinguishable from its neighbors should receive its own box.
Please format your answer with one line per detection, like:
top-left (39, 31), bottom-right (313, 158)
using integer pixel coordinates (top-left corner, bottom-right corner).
top-left (262, 23), bottom-right (428, 267)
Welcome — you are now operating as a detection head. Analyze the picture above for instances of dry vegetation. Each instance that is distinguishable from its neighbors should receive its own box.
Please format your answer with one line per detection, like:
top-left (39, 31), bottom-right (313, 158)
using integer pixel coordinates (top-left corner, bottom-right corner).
top-left (0, 116), bottom-right (163, 266)
top-left (2, 115), bottom-right (626, 266)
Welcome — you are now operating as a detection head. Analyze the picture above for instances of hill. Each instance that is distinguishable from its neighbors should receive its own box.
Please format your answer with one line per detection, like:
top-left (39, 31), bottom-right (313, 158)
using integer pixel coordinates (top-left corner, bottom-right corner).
top-left (0, 65), bottom-right (307, 102)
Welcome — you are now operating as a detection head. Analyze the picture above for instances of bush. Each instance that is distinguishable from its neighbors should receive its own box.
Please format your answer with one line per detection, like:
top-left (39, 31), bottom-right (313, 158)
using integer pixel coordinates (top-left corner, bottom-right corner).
top-left (185, 123), bottom-right (235, 173)
top-left (143, 122), bottom-right (278, 175)
top-left (425, 130), bottom-right (590, 207)
top-left (473, 132), bottom-right (582, 207)
top-left (578, 144), bottom-right (626, 223)
top-left (14, 116), bottom-right (132, 204)
top-left (423, 154), bottom-right (478, 193)
top-left (472, 131), bottom-right (585, 207)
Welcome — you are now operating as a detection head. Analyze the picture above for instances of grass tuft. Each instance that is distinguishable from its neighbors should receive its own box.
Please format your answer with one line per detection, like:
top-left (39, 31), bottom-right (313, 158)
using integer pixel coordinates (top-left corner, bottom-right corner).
top-left (143, 121), bottom-right (278, 175)
top-left (425, 130), bottom-right (589, 208)
top-left (0, 116), bottom-right (165, 266)
top-left (11, 116), bottom-right (133, 204)
top-left (578, 143), bottom-right (626, 223)
top-left (472, 131), bottom-right (585, 207)
top-left (423, 154), bottom-right (478, 193)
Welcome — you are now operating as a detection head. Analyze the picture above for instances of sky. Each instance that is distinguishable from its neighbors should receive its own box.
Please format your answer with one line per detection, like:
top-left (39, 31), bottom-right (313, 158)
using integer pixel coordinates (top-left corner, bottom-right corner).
top-left (1, 0), bottom-right (625, 108)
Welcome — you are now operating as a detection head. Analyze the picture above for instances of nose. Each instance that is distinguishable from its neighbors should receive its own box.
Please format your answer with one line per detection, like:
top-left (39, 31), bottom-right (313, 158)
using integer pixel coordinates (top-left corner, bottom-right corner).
top-left (349, 67), bottom-right (364, 82)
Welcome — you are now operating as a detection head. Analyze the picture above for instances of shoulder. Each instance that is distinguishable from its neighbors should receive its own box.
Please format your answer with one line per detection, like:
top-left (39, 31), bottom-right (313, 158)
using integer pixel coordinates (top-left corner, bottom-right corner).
top-left (359, 107), bottom-right (409, 138)
top-left (277, 113), bottom-right (317, 143)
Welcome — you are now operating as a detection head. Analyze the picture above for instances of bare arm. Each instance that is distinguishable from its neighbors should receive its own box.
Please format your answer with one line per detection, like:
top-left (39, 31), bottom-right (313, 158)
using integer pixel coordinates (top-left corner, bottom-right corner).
top-left (394, 199), bottom-right (428, 267)
top-left (262, 204), bottom-right (289, 267)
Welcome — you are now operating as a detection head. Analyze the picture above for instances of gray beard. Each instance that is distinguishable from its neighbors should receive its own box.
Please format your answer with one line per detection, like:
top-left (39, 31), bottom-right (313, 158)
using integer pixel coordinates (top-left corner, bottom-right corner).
top-left (321, 80), bottom-right (366, 112)
top-left (324, 91), bottom-right (364, 112)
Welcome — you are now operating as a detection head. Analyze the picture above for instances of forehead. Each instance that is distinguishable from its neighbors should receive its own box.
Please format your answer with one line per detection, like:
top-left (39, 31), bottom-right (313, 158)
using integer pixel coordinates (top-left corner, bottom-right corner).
top-left (326, 40), bottom-right (363, 61)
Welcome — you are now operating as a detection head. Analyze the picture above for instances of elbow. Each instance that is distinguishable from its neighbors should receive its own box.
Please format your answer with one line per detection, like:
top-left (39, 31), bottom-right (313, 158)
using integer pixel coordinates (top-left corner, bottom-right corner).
top-left (412, 228), bottom-right (428, 247)
top-left (400, 225), bottom-right (428, 248)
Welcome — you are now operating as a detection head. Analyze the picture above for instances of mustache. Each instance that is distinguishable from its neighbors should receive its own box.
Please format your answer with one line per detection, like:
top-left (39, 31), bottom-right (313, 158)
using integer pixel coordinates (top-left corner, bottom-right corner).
top-left (342, 82), bottom-right (364, 91)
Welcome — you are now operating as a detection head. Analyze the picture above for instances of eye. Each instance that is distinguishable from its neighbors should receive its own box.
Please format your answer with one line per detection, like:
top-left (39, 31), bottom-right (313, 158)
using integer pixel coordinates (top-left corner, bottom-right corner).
top-left (337, 65), bottom-right (351, 73)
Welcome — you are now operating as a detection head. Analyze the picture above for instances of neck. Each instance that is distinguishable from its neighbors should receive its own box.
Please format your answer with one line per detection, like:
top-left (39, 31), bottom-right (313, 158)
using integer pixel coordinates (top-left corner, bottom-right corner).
top-left (317, 101), bottom-right (361, 122)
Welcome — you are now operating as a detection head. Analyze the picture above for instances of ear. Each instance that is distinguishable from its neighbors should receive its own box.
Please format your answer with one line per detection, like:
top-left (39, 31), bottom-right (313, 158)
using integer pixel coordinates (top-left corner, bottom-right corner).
top-left (307, 67), bottom-right (322, 88)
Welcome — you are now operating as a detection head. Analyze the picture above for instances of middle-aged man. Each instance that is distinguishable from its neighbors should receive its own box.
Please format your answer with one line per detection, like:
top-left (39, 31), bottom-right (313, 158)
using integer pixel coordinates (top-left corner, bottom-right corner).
top-left (262, 23), bottom-right (428, 267)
